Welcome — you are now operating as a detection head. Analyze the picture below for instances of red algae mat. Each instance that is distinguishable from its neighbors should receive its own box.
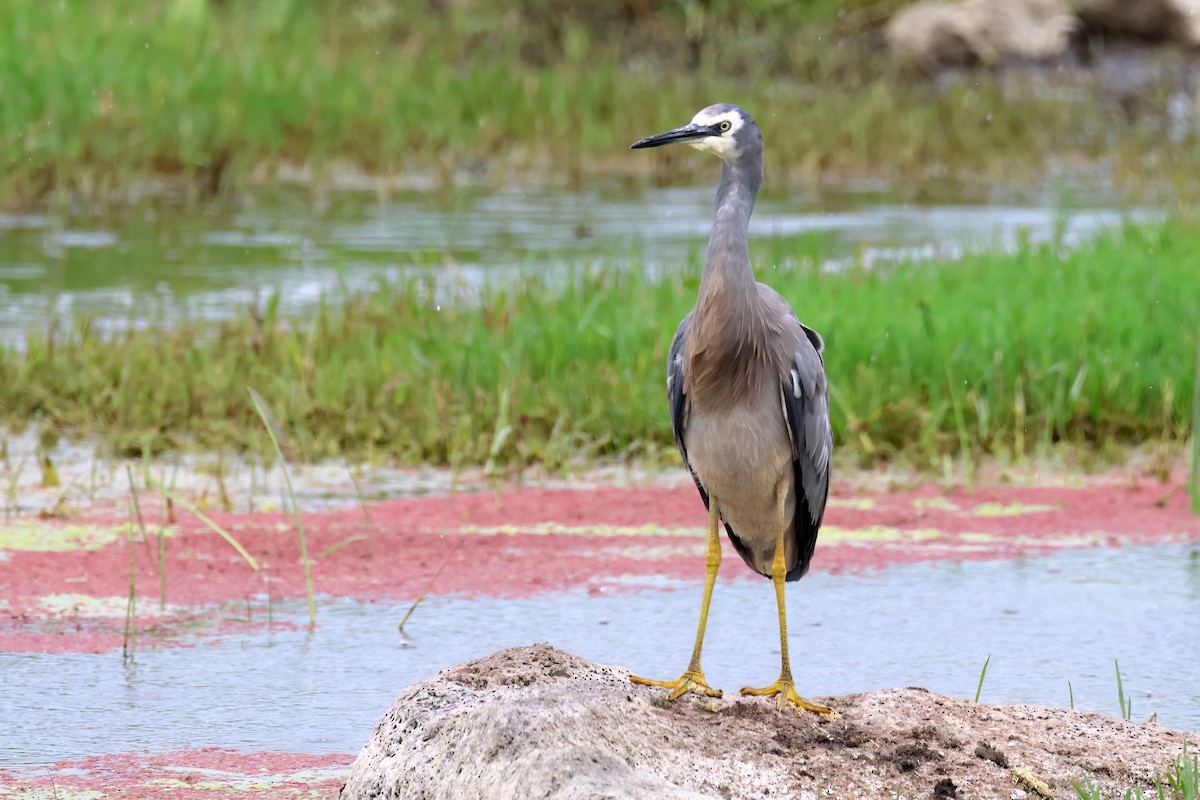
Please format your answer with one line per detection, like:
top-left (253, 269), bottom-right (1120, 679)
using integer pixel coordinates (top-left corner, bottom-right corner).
top-left (3, 472), bottom-right (1198, 798)
top-left (0, 751), bottom-right (351, 799)
top-left (4, 475), bottom-right (1199, 656)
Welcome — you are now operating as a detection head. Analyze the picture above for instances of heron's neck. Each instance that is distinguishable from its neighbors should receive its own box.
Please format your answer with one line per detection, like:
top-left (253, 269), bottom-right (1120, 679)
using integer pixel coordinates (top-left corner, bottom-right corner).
top-left (697, 158), bottom-right (762, 325)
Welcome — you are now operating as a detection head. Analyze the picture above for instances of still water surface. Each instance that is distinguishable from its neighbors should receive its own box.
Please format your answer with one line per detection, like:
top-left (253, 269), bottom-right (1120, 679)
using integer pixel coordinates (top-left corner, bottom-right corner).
top-left (0, 184), bottom-right (1157, 346)
top-left (3, 543), bottom-right (1197, 766)
top-left (1, 185), bottom-right (1186, 765)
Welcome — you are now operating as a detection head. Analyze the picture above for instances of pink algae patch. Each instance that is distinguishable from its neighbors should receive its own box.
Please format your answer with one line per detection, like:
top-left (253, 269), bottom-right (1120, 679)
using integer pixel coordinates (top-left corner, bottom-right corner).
top-left (0, 749), bottom-right (351, 799)
top-left (2, 476), bottom-right (1198, 653)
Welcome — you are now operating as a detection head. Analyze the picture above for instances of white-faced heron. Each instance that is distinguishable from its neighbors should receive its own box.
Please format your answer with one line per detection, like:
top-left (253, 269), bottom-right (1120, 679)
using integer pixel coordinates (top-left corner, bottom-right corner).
top-left (628, 103), bottom-right (833, 714)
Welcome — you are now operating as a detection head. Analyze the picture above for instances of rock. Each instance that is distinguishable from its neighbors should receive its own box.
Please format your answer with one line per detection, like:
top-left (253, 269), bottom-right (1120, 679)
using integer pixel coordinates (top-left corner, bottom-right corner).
top-left (339, 643), bottom-right (1199, 800)
top-left (885, 0), bottom-right (1076, 66)
top-left (1077, 0), bottom-right (1200, 46)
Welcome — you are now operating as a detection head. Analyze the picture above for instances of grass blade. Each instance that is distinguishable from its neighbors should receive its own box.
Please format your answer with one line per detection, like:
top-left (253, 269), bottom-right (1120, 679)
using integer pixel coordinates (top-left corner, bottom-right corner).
top-left (318, 535), bottom-right (367, 560)
top-left (1168, 743), bottom-right (1198, 799)
top-left (248, 386), bottom-right (315, 627)
top-left (348, 466), bottom-right (375, 558)
top-left (157, 518), bottom-right (168, 611)
top-left (1115, 659), bottom-right (1131, 720)
top-left (5, 455), bottom-right (27, 520)
top-left (1070, 778), bottom-right (1098, 800)
top-left (123, 499), bottom-right (138, 664)
top-left (974, 654), bottom-right (990, 703)
top-left (146, 477), bottom-right (260, 571)
top-left (1190, 331), bottom-right (1199, 514)
top-left (126, 464), bottom-right (156, 574)
top-left (398, 546), bottom-right (458, 637)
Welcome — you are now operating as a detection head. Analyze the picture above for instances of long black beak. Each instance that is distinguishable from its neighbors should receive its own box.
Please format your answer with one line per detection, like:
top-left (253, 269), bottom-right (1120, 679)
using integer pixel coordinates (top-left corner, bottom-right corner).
top-left (629, 122), bottom-right (711, 149)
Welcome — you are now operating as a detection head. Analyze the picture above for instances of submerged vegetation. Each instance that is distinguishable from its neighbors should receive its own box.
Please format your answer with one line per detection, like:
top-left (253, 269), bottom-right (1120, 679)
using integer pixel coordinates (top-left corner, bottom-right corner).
top-left (1, 220), bottom-right (1195, 469)
top-left (2, 0), bottom-right (1198, 203)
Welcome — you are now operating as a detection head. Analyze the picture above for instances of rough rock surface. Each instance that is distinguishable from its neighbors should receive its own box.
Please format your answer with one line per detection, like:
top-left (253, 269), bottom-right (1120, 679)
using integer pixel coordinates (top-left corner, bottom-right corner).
top-left (1077, 0), bottom-right (1200, 46)
top-left (339, 644), bottom-right (1197, 800)
top-left (885, 0), bottom-right (1076, 65)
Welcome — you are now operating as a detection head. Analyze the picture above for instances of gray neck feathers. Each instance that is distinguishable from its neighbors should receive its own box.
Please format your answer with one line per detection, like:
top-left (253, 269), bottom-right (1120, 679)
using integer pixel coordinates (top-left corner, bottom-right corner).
top-left (688, 152), bottom-right (770, 409)
top-left (698, 155), bottom-right (763, 324)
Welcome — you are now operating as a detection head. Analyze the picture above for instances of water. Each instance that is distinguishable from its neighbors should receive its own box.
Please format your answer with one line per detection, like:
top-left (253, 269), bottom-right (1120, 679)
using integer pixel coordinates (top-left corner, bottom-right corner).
top-left (0, 182), bottom-right (1187, 763)
top-left (0, 184), bottom-right (1158, 346)
top-left (2, 543), bottom-right (1197, 766)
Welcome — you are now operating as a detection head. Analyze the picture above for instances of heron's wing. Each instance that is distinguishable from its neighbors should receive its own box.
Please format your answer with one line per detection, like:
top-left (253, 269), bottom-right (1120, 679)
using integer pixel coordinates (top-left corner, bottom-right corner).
top-left (667, 313), bottom-right (711, 509)
top-left (781, 322), bottom-right (832, 580)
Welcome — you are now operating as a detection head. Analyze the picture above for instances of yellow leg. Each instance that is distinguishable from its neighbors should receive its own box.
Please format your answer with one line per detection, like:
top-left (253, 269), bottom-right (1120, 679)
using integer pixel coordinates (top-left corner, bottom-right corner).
top-left (630, 498), bottom-right (723, 700)
top-left (739, 486), bottom-right (835, 716)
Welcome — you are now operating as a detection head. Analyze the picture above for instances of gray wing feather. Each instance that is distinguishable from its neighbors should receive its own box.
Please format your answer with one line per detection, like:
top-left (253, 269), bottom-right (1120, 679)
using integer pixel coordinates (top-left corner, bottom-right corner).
top-left (666, 315), bottom-right (690, 461)
top-left (789, 327), bottom-right (831, 524)
top-left (781, 323), bottom-right (832, 579)
top-left (667, 313), bottom-right (718, 513)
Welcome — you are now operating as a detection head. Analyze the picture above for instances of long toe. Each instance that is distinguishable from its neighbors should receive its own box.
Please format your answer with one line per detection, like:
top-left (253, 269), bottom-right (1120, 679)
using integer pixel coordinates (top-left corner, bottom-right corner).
top-left (740, 678), bottom-right (837, 717)
top-left (631, 669), bottom-right (723, 701)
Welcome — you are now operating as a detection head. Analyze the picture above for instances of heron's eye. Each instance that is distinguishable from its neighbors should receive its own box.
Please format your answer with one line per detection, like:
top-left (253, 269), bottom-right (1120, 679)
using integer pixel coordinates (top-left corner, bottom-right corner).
top-left (718, 121), bottom-right (732, 133)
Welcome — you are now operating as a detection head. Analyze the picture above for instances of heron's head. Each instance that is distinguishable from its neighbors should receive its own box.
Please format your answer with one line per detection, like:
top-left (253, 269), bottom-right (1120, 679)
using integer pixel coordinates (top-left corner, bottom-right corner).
top-left (629, 103), bottom-right (761, 162)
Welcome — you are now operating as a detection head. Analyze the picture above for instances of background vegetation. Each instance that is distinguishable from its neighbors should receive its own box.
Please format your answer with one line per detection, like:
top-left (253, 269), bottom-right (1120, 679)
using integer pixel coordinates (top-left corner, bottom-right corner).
top-left (1, 0), bottom-right (1198, 473)
top-left (2, 0), bottom-right (1195, 204)
top-left (2, 221), bottom-right (1195, 470)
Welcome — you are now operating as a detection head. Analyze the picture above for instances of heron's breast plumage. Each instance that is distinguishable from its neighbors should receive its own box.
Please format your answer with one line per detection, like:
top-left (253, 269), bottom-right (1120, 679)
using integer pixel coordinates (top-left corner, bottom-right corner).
top-left (683, 373), bottom-right (798, 574)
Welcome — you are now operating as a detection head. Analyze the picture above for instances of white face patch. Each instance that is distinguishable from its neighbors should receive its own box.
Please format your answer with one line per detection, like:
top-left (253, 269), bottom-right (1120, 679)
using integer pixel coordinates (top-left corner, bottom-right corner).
top-left (685, 109), bottom-right (743, 160)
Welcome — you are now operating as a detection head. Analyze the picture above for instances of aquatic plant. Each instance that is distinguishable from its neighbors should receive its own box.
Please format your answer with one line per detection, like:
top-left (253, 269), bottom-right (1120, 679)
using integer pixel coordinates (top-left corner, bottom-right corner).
top-left (249, 387), bottom-right (315, 627)
top-left (146, 477), bottom-right (259, 570)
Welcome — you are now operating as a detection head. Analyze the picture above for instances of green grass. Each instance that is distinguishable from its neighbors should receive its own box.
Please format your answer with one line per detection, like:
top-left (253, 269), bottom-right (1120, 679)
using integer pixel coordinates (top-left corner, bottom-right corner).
top-left (974, 654), bottom-right (990, 702)
top-left (0, 219), bottom-right (1195, 469)
top-left (1117, 659), bottom-right (1133, 721)
top-left (1191, 335), bottom-right (1200, 511)
top-left (974, 657), bottom-right (1200, 800)
top-left (0, 0), bottom-right (1195, 203)
top-left (1173, 747), bottom-right (1200, 800)
top-left (1073, 746), bottom-right (1200, 800)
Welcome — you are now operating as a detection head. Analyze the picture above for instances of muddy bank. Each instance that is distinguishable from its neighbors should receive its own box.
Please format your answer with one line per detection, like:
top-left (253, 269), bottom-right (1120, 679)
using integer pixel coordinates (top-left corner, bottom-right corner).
top-left (340, 644), bottom-right (1197, 800)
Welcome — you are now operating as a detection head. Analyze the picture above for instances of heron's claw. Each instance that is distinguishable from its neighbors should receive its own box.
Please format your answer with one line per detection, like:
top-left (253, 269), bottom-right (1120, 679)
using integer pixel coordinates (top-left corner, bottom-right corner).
top-left (740, 677), bottom-right (838, 717)
top-left (631, 669), bottom-right (723, 701)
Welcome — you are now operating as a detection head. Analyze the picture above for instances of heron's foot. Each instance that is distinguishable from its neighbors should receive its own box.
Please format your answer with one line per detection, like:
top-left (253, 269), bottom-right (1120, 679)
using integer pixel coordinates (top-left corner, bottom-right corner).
top-left (631, 668), bottom-right (723, 701)
top-left (740, 677), bottom-right (837, 716)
